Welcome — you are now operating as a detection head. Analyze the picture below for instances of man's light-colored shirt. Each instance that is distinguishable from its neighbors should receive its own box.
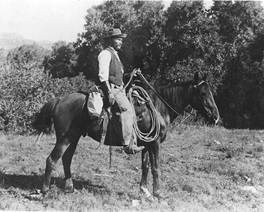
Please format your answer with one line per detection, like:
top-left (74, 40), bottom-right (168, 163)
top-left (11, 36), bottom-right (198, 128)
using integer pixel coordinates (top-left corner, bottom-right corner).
top-left (98, 46), bottom-right (123, 82)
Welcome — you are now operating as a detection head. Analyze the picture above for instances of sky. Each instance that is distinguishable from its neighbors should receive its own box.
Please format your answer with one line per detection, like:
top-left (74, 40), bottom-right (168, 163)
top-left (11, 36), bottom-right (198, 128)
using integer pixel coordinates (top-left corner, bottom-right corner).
top-left (0, 0), bottom-right (101, 42)
top-left (0, 0), bottom-right (263, 43)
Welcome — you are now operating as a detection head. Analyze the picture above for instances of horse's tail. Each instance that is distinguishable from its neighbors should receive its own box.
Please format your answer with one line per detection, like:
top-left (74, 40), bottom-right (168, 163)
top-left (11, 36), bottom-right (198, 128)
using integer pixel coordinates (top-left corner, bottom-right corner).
top-left (32, 98), bottom-right (60, 133)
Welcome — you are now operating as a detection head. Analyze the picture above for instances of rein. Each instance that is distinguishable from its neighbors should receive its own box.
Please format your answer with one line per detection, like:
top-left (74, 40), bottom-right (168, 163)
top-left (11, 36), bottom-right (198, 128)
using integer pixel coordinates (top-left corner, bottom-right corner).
top-left (135, 70), bottom-right (198, 119)
top-left (134, 70), bottom-right (200, 128)
top-left (134, 69), bottom-right (180, 116)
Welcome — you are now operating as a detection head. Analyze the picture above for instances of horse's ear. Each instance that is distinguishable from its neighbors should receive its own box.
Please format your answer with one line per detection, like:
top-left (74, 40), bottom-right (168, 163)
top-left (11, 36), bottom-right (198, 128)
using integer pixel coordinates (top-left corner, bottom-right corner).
top-left (194, 72), bottom-right (200, 84)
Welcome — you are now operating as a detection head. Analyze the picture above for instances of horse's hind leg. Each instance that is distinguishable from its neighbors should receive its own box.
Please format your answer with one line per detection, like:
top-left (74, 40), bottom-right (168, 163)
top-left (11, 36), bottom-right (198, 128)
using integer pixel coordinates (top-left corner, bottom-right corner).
top-left (62, 137), bottom-right (80, 193)
top-left (140, 147), bottom-right (152, 197)
top-left (42, 141), bottom-right (69, 194)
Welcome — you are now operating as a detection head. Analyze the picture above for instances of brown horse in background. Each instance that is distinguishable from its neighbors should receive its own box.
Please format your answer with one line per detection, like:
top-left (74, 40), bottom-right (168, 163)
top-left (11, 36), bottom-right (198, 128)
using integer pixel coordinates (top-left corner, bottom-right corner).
top-left (32, 71), bottom-right (219, 199)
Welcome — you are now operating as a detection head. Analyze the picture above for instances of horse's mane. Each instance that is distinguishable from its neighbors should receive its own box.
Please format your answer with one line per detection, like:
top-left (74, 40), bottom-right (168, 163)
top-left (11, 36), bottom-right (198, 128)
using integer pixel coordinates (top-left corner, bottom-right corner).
top-left (151, 79), bottom-right (196, 119)
top-left (156, 79), bottom-right (195, 89)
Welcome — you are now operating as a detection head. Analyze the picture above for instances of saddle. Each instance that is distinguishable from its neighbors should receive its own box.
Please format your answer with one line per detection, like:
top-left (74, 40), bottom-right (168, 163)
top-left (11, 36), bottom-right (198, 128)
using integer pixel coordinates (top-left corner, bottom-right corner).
top-left (79, 85), bottom-right (122, 146)
top-left (81, 85), bottom-right (150, 146)
top-left (85, 101), bottom-right (123, 146)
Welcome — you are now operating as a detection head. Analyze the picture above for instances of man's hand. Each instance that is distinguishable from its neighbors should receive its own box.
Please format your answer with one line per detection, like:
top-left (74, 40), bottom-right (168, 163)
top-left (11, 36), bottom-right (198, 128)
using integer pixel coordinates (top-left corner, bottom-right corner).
top-left (134, 68), bottom-right (141, 76)
top-left (108, 93), bottom-right (115, 106)
top-left (101, 81), bottom-right (115, 106)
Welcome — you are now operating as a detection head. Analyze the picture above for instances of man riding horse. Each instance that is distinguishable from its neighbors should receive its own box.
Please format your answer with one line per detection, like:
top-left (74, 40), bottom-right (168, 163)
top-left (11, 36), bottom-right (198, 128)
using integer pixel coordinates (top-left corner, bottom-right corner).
top-left (97, 28), bottom-right (144, 154)
top-left (32, 27), bottom-right (219, 197)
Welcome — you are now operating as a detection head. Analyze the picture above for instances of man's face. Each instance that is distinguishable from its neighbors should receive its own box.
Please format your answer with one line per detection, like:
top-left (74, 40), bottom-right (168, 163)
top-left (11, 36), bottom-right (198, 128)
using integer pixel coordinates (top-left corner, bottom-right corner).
top-left (110, 37), bottom-right (123, 51)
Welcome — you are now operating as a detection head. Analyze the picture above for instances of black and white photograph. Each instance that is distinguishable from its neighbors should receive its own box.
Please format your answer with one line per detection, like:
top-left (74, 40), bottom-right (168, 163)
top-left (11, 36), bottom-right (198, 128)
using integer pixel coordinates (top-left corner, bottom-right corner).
top-left (1, 0), bottom-right (264, 211)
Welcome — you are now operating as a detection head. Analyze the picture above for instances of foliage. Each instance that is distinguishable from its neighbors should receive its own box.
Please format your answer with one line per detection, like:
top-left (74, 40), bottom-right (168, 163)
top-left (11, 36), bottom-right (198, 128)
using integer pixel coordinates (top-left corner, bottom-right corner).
top-left (75, 1), bottom-right (228, 90)
top-left (162, 1), bottom-right (227, 92)
top-left (43, 41), bottom-right (78, 78)
top-left (75, 0), bottom-right (166, 82)
top-left (212, 1), bottom-right (264, 128)
top-left (1, 0), bottom-right (264, 131)
top-left (6, 43), bottom-right (50, 71)
top-left (0, 67), bottom-right (93, 134)
top-left (129, 1), bottom-right (167, 78)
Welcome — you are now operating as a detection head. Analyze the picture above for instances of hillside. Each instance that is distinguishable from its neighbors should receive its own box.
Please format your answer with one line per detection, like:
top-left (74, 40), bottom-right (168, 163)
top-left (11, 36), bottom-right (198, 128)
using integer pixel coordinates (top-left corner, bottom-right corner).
top-left (1, 125), bottom-right (264, 211)
top-left (0, 32), bottom-right (53, 51)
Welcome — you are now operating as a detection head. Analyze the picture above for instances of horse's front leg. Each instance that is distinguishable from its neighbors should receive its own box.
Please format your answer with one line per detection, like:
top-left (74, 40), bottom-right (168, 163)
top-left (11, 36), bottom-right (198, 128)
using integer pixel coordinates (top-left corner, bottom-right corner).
top-left (149, 140), bottom-right (161, 198)
top-left (42, 142), bottom-right (69, 194)
top-left (140, 147), bottom-right (151, 197)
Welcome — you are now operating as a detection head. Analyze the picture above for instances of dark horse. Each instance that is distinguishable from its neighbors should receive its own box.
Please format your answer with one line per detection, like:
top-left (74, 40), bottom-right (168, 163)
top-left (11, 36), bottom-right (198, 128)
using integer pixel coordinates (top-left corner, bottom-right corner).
top-left (150, 72), bottom-right (219, 126)
top-left (32, 72), bottom-right (219, 198)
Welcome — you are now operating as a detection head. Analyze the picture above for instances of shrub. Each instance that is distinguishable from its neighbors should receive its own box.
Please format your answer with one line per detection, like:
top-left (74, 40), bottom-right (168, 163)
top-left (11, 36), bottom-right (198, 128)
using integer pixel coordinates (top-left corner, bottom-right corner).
top-left (0, 67), bottom-right (93, 134)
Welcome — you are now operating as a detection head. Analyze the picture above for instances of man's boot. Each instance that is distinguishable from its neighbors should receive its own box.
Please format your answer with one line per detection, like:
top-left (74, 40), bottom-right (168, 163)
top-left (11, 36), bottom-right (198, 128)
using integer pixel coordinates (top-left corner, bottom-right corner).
top-left (123, 135), bottom-right (144, 154)
top-left (124, 144), bottom-right (144, 154)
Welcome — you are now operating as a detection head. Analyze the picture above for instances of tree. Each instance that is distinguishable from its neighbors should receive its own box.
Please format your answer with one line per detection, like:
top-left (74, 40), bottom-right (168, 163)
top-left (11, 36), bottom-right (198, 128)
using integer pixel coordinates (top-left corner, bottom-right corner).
top-left (6, 43), bottom-right (50, 71)
top-left (75, 1), bottom-right (136, 81)
top-left (43, 41), bottom-right (78, 78)
top-left (75, 0), bottom-right (167, 81)
top-left (123, 1), bottom-right (167, 77)
top-left (73, 0), bottom-right (264, 128)
top-left (162, 1), bottom-right (227, 91)
top-left (212, 1), bottom-right (264, 128)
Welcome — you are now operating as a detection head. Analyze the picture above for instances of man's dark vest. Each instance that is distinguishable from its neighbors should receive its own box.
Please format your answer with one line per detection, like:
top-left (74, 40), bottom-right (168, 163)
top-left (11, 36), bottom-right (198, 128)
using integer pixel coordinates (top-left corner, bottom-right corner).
top-left (106, 47), bottom-right (123, 86)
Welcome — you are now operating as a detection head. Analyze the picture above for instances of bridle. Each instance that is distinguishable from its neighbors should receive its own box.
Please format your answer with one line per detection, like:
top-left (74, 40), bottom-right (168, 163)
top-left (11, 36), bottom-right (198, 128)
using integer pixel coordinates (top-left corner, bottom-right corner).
top-left (129, 69), bottom-right (181, 116)
top-left (126, 69), bottom-right (201, 125)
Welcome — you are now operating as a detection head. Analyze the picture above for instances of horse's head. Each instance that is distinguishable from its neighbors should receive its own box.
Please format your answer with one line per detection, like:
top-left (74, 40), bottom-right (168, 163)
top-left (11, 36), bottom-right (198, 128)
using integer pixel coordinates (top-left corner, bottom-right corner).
top-left (189, 72), bottom-right (220, 125)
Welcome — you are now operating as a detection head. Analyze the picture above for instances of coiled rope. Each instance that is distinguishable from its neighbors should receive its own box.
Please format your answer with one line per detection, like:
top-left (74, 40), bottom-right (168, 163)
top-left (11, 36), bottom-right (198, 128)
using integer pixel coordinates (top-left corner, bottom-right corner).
top-left (128, 85), bottom-right (160, 142)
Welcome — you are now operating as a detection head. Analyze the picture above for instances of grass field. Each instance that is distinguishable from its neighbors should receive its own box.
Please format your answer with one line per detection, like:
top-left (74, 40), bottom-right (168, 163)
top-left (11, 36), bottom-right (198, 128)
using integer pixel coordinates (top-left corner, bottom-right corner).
top-left (1, 124), bottom-right (264, 211)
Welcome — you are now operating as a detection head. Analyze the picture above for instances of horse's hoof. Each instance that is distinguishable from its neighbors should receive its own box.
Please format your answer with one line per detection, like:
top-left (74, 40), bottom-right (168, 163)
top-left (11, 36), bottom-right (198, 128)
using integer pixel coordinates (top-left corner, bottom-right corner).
top-left (146, 195), bottom-right (155, 202)
top-left (64, 187), bottom-right (74, 193)
top-left (140, 186), bottom-right (152, 197)
top-left (64, 178), bottom-right (74, 193)
top-left (41, 186), bottom-right (49, 195)
top-left (27, 191), bottom-right (44, 200)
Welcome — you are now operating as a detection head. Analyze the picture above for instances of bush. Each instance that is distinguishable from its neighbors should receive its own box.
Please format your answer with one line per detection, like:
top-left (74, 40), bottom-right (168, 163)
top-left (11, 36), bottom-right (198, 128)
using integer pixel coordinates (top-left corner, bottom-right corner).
top-left (0, 67), bottom-right (93, 134)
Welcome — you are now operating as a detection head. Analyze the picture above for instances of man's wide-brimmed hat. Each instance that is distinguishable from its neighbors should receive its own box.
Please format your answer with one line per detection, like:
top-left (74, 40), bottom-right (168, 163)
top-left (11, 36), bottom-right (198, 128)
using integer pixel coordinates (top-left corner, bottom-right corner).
top-left (103, 28), bottom-right (127, 39)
